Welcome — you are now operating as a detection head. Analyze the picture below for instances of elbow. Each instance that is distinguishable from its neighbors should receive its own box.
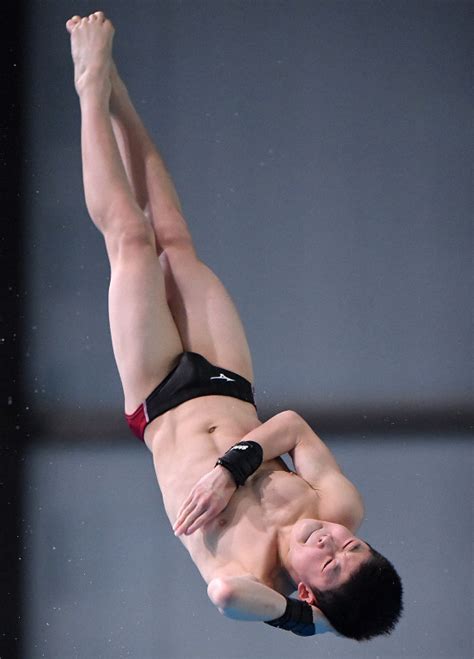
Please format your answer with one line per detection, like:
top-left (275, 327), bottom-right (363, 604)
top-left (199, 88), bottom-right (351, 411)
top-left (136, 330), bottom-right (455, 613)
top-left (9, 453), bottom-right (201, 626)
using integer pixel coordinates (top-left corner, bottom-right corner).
top-left (281, 409), bottom-right (302, 429)
top-left (281, 409), bottom-right (304, 440)
top-left (282, 409), bottom-right (300, 422)
top-left (207, 578), bottom-right (235, 615)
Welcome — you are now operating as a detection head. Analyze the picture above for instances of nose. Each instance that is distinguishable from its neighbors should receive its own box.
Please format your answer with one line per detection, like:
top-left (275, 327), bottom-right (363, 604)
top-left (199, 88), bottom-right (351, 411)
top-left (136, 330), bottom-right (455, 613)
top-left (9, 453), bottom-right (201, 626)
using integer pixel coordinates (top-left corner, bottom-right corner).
top-left (317, 534), bottom-right (330, 548)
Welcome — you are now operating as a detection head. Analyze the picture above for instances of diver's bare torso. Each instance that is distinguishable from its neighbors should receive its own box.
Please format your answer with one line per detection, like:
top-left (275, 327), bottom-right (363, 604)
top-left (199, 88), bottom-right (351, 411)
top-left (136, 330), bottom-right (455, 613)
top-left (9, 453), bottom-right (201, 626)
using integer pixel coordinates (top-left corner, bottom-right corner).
top-left (145, 395), bottom-right (322, 593)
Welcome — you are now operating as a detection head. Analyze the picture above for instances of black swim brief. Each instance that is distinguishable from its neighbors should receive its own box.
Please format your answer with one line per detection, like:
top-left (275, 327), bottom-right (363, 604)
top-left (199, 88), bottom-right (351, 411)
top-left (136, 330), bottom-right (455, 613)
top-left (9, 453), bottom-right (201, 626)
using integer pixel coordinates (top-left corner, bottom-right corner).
top-left (125, 351), bottom-right (257, 442)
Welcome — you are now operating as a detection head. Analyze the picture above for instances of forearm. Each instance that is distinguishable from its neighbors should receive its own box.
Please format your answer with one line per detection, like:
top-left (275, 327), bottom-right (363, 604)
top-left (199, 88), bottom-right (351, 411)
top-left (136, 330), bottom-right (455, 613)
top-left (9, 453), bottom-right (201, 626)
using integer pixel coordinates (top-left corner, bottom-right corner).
top-left (238, 410), bottom-right (301, 464)
top-left (208, 576), bottom-right (329, 636)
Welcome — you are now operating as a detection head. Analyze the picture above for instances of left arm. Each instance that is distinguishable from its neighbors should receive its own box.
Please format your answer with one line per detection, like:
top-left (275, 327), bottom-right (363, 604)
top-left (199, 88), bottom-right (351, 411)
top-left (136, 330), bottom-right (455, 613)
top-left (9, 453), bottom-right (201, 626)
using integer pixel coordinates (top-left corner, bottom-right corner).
top-left (207, 575), bottom-right (287, 621)
top-left (207, 575), bottom-right (334, 635)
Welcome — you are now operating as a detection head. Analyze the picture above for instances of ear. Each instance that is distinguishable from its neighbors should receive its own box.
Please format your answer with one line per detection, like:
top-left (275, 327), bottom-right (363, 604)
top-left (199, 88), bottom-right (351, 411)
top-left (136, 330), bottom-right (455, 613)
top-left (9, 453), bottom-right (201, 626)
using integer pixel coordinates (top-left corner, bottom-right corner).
top-left (297, 581), bottom-right (318, 606)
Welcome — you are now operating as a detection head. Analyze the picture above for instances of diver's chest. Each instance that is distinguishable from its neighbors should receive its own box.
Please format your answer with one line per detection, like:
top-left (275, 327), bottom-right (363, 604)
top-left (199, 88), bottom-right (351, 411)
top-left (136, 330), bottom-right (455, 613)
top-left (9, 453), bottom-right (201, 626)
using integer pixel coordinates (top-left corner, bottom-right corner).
top-left (197, 469), bottom-right (320, 578)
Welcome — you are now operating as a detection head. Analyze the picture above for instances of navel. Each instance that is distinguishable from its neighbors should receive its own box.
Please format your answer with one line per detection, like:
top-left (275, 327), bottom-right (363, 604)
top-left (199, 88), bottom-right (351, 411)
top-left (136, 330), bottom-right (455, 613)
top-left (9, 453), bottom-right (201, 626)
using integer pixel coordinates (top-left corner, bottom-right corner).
top-left (208, 425), bottom-right (217, 433)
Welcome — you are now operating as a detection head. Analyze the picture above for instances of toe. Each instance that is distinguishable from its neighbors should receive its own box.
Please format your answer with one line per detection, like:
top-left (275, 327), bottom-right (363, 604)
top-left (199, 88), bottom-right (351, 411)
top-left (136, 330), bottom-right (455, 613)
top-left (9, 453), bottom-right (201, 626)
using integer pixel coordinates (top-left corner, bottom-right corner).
top-left (65, 16), bottom-right (81, 33)
top-left (93, 11), bottom-right (105, 21)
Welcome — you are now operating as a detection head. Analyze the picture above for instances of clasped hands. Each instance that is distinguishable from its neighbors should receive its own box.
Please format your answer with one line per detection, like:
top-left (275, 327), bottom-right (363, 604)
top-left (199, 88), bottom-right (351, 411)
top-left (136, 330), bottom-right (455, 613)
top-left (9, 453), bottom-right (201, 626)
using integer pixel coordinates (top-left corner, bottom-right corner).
top-left (173, 464), bottom-right (237, 536)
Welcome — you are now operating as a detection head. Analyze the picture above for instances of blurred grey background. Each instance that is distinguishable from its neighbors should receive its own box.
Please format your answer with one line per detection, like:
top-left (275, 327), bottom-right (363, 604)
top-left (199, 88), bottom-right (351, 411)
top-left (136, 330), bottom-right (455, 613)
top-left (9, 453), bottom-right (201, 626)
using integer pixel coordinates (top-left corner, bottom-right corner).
top-left (17, 1), bottom-right (472, 658)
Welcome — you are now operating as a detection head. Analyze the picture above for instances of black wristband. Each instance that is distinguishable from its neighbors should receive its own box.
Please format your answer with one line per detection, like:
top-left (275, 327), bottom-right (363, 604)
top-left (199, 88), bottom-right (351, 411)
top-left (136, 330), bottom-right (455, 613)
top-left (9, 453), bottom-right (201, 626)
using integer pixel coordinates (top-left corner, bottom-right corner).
top-left (264, 597), bottom-right (315, 637)
top-left (215, 440), bottom-right (263, 487)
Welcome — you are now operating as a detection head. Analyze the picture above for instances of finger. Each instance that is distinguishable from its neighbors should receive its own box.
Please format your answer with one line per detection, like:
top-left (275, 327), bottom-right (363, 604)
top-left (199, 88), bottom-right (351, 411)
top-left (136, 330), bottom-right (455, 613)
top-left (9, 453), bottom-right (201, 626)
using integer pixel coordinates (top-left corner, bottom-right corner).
top-left (179, 503), bottom-right (207, 535)
top-left (174, 501), bottom-right (202, 535)
top-left (185, 508), bottom-right (209, 534)
top-left (174, 517), bottom-right (191, 536)
top-left (173, 510), bottom-right (193, 535)
top-left (187, 501), bottom-right (223, 534)
top-left (173, 498), bottom-right (194, 530)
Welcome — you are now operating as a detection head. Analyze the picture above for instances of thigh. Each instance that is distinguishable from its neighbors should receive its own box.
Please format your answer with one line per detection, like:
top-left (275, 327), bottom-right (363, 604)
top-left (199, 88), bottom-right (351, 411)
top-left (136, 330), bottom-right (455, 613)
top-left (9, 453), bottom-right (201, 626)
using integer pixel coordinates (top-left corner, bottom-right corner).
top-left (159, 246), bottom-right (254, 383)
top-left (106, 226), bottom-right (184, 413)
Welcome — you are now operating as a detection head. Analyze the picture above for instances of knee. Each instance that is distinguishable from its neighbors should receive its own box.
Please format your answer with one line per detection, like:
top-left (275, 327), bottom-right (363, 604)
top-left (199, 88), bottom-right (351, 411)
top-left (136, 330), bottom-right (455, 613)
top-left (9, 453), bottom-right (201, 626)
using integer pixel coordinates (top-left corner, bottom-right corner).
top-left (153, 209), bottom-right (195, 252)
top-left (105, 219), bottom-right (157, 262)
top-left (160, 240), bottom-right (198, 272)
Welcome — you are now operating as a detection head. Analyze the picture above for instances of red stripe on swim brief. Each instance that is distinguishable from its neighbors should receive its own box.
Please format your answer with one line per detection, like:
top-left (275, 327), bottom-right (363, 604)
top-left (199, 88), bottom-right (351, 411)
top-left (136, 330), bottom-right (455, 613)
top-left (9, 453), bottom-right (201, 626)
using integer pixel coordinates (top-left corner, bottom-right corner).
top-left (125, 403), bottom-right (147, 442)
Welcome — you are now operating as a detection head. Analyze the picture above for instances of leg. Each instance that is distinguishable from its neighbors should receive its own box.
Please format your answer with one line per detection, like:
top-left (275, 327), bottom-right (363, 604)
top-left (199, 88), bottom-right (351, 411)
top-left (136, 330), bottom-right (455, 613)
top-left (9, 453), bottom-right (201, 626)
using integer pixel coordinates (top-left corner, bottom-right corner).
top-left (159, 249), bottom-right (254, 383)
top-left (66, 12), bottom-right (183, 413)
top-left (108, 62), bottom-right (192, 256)
top-left (107, 61), bottom-right (254, 382)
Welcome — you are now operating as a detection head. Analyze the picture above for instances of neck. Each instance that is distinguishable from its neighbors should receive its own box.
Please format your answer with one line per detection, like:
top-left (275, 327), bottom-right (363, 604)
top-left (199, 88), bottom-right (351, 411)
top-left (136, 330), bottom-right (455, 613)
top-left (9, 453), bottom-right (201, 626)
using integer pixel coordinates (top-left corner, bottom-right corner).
top-left (273, 524), bottom-right (299, 594)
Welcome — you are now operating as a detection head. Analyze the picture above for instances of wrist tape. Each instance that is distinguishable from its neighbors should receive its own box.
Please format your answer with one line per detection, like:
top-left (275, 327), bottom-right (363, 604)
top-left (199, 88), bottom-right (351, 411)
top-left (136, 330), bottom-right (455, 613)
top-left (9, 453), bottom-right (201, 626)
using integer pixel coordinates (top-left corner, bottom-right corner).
top-left (264, 597), bottom-right (315, 636)
top-left (215, 440), bottom-right (263, 487)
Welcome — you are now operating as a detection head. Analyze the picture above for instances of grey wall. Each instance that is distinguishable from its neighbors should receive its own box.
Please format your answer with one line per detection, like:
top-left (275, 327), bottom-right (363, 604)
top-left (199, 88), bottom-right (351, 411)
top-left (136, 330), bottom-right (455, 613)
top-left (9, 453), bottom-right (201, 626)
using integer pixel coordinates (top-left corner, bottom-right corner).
top-left (23, 0), bottom-right (472, 426)
top-left (22, 434), bottom-right (473, 659)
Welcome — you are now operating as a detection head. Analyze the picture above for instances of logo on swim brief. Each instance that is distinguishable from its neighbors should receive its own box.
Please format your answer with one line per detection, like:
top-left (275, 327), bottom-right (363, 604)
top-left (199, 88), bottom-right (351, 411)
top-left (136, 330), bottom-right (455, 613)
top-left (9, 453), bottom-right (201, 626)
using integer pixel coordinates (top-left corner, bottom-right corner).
top-left (210, 373), bottom-right (235, 382)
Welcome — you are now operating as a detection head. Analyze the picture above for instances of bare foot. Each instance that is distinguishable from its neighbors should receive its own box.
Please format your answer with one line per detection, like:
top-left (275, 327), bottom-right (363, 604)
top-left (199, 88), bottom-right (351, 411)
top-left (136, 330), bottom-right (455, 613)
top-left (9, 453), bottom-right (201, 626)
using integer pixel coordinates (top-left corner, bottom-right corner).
top-left (66, 11), bottom-right (114, 97)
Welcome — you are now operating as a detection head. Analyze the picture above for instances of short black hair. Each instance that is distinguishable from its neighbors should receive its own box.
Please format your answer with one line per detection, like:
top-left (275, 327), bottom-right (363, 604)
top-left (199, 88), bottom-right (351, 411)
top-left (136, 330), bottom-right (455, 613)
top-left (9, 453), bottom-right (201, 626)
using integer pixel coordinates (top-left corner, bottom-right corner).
top-left (312, 544), bottom-right (403, 641)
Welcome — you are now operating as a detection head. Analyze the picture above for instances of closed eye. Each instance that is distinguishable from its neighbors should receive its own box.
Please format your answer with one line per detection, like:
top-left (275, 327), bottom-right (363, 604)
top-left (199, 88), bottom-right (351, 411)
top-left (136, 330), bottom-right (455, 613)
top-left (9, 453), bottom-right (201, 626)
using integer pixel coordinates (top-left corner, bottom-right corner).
top-left (344, 540), bottom-right (359, 550)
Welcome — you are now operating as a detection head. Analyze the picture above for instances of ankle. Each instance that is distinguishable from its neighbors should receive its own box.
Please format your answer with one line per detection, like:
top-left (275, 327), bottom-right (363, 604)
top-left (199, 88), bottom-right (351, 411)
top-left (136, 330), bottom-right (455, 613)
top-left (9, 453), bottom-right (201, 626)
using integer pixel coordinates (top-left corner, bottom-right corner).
top-left (76, 66), bottom-right (112, 99)
top-left (78, 84), bottom-right (112, 111)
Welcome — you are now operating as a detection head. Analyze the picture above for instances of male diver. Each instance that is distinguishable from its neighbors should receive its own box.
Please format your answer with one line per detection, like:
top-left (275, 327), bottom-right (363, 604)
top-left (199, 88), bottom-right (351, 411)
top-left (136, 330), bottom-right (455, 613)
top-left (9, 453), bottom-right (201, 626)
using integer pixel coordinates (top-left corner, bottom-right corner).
top-left (66, 12), bottom-right (403, 640)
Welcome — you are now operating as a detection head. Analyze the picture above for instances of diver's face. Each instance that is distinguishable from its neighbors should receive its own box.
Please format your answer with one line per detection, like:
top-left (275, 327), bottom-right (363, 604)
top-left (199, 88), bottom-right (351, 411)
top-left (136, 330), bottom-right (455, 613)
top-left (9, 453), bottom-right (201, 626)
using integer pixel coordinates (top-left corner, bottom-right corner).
top-left (288, 519), bottom-right (371, 596)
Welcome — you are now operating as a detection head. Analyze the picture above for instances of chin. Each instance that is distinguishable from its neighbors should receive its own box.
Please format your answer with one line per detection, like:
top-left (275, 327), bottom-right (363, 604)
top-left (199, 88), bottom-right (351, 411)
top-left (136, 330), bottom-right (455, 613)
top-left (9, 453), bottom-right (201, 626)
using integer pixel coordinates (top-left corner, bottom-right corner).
top-left (292, 518), bottom-right (324, 545)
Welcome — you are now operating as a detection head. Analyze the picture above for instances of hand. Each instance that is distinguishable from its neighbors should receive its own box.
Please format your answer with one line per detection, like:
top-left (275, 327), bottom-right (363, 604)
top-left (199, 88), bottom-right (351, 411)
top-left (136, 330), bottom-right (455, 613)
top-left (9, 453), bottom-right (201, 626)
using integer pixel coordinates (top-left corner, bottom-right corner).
top-left (173, 466), bottom-right (237, 536)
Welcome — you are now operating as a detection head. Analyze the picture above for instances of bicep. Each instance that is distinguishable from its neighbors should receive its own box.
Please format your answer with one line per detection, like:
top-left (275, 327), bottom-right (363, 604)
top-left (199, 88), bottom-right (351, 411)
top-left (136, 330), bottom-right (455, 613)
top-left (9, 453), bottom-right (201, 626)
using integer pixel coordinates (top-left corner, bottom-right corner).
top-left (317, 471), bottom-right (365, 530)
top-left (289, 417), bottom-right (365, 529)
top-left (289, 416), bottom-right (341, 484)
